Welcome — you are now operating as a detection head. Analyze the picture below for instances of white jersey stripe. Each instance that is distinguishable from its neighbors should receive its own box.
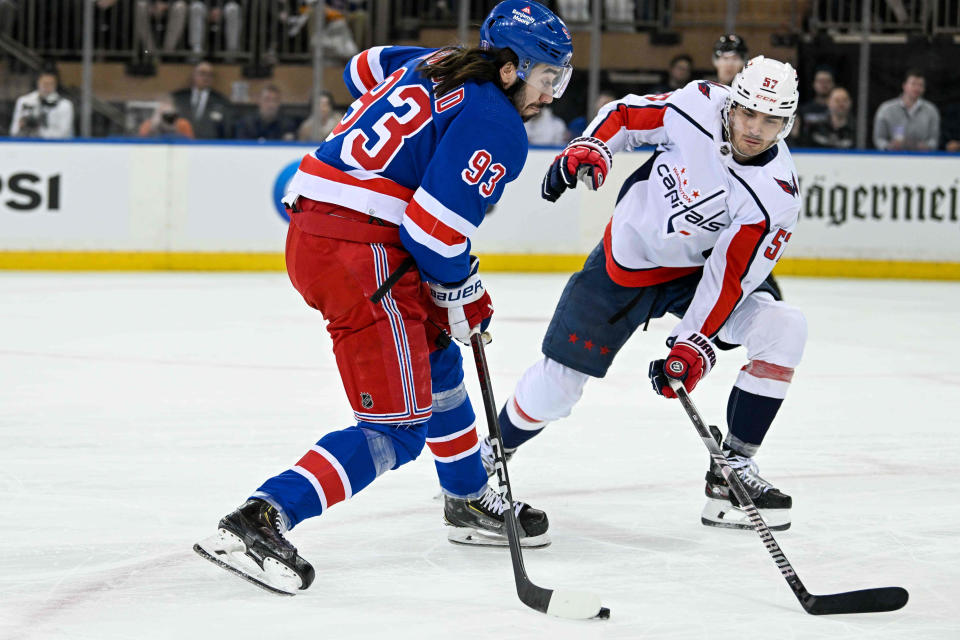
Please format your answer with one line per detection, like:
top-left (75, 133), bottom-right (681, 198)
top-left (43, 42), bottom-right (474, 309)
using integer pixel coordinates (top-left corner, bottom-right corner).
top-left (425, 423), bottom-right (477, 444)
top-left (310, 445), bottom-right (353, 500)
top-left (430, 441), bottom-right (480, 463)
top-left (401, 218), bottom-right (469, 258)
top-left (291, 465), bottom-right (327, 511)
top-left (411, 187), bottom-right (479, 237)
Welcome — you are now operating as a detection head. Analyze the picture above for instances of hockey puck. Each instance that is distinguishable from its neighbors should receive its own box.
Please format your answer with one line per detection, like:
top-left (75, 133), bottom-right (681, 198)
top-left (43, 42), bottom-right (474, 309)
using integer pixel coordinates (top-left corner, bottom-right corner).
top-left (595, 607), bottom-right (611, 619)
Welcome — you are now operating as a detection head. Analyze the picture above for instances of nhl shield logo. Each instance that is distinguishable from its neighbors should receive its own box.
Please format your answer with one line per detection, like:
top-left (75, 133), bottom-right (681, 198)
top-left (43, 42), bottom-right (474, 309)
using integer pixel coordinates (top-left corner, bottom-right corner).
top-left (360, 392), bottom-right (374, 409)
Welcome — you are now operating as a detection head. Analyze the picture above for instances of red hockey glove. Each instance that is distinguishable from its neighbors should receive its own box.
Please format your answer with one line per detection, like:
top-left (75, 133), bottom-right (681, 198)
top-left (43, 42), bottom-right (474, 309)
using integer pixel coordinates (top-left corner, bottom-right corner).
top-left (649, 332), bottom-right (717, 398)
top-left (427, 256), bottom-right (493, 345)
top-left (541, 136), bottom-right (614, 202)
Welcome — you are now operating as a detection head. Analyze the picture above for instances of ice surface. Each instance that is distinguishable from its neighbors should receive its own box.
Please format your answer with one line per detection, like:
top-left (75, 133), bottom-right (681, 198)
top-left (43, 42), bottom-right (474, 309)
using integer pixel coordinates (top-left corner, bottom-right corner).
top-left (0, 272), bottom-right (957, 639)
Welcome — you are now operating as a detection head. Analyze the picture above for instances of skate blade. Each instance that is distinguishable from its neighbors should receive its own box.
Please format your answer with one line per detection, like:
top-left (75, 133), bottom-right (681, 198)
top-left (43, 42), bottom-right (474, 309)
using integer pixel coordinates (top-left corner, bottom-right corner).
top-left (446, 526), bottom-right (551, 549)
top-left (193, 529), bottom-right (304, 596)
top-left (700, 498), bottom-right (791, 531)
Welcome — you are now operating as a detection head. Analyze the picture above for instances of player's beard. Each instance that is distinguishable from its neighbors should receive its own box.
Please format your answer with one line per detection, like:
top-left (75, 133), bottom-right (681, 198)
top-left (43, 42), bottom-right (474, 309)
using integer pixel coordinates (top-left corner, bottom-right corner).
top-left (506, 81), bottom-right (537, 122)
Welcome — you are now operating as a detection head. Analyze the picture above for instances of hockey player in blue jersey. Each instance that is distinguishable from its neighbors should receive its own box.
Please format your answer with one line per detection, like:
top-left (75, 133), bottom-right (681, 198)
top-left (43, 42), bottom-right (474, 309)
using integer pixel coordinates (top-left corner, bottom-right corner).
top-left (194, 1), bottom-right (574, 595)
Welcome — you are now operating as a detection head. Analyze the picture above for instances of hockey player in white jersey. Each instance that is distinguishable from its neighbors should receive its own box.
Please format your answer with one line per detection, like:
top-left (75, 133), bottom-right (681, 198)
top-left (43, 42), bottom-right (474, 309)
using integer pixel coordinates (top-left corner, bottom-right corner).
top-left (482, 56), bottom-right (805, 531)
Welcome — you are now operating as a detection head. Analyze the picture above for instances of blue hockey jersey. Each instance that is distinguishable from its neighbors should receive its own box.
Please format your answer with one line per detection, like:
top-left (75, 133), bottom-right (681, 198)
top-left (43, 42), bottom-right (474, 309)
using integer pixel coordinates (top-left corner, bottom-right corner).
top-left (286, 45), bottom-right (528, 284)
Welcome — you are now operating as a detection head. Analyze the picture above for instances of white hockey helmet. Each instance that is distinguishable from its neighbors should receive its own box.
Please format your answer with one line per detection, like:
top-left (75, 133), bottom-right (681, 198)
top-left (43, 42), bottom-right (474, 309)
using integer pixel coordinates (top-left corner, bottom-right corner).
top-left (723, 55), bottom-right (799, 149)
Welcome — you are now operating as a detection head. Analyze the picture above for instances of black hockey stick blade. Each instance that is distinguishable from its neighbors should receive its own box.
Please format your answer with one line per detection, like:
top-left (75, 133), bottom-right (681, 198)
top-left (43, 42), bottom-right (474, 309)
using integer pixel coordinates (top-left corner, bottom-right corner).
top-left (471, 334), bottom-right (609, 621)
top-left (669, 380), bottom-right (908, 616)
top-left (803, 587), bottom-right (909, 615)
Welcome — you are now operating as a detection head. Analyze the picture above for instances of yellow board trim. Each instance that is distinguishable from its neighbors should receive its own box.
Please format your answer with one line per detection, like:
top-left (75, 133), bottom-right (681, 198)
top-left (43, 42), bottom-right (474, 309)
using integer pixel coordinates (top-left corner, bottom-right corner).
top-left (1, 251), bottom-right (960, 280)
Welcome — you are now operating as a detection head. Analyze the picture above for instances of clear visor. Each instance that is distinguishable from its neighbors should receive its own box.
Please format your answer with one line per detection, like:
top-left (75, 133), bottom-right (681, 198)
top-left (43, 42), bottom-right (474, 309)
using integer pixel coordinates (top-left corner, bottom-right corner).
top-left (518, 61), bottom-right (573, 99)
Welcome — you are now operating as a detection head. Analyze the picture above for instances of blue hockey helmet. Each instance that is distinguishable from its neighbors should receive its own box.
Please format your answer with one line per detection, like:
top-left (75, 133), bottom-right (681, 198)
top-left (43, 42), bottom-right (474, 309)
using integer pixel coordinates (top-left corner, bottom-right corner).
top-left (480, 1), bottom-right (574, 98)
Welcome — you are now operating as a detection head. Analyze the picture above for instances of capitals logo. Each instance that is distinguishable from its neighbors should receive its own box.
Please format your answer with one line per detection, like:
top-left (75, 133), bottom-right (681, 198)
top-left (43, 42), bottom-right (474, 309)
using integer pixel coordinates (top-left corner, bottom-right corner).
top-left (774, 174), bottom-right (799, 197)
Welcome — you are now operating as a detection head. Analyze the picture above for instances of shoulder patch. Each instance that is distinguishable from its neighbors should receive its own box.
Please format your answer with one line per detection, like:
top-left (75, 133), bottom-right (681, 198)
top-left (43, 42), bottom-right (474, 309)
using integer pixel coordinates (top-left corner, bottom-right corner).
top-left (697, 81), bottom-right (711, 98)
top-left (774, 174), bottom-right (799, 197)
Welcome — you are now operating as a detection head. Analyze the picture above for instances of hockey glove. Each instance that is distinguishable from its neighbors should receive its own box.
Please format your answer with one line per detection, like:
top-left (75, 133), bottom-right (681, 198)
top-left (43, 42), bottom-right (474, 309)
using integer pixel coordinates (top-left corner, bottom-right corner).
top-left (649, 332), bottom-right (717, 398)
top-left (541, 136), bottom-right (614, 202)
top-left (427, 256), bottom-right (493, 345)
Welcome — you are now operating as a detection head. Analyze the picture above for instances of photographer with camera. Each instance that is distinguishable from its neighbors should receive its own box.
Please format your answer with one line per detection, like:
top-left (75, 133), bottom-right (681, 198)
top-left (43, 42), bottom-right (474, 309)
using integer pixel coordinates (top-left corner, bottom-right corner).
top-left (10, 70), bottom-right (75, 139)
top-left (138, 96), bottom-right (195, 139)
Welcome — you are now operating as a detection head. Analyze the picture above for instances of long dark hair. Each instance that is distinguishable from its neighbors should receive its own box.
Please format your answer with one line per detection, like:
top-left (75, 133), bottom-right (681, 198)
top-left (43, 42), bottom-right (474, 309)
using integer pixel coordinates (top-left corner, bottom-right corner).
top-left (416, 46), bottom-right (519, 98)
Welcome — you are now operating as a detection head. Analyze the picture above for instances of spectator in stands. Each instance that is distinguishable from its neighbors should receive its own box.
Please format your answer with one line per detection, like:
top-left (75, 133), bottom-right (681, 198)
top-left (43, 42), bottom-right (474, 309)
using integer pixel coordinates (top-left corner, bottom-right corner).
top-left (873, 68), bottom-right (940, 151)
top-left (328, 1), bottom-right (369, 52)
top-left (10, 69), bottom-right (74, 139)
top-left (525, 105), bottom-right (569, 146)
top-left (134, 0), bottom-right (189, 57)
top-left (802, 86), bottom-right (855, 149)
top-left (188, 1), bottom-right (242, 60)
top-left (791, 65), bottom-right (835, 142)
top-left (650, 53), bottom-right (693, 95)
top-left (711, 33), bottom-right (747, 86)
top-left (297, 90), bottom-right (344, 142)
top-left (234, 85), bottom-right (297, 141)
top-left (172, 61), bottom-right (232, 138)
top-left (566, 89), bottom-right (617, 138)
top-left (138, 96), bottom-right (195, 139)
top-left (941, 102), bottom-right (960, 152)
top-left (0, 0), bottom-right (16, 43)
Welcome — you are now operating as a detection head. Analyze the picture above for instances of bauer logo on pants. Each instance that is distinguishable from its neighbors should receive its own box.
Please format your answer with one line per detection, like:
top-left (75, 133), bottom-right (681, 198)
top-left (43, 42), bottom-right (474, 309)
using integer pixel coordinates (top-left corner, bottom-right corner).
top-left (360, 392), bottom-right (374, 409)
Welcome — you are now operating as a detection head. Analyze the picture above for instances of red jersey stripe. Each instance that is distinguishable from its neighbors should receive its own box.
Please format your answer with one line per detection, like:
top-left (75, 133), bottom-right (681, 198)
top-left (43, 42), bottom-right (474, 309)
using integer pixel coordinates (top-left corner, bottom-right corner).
top-left (426, 428), bottom-right (479, 459)
top-left (741, 359), bottom-right (795, 383)
top-left (298, 154), bottom-right (415, 202)
top-left (356, 49), bottom-right (377, 90)
top-left (296, 449), bottom-right (346, 507)
top-left (700, 222), bottom-right (768, 338)
top-left (405, 198), bottom-right (468, 247)
top-left (603, 221), bottom-right (699, 287)
top-left (593, 105), bottom-right (666, 143)
top-left (513, 397), bottom-right (541, 424)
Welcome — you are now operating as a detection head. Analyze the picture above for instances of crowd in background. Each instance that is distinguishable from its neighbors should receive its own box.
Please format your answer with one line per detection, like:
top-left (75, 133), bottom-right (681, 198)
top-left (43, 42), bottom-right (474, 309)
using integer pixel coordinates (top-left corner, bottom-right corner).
top-left (4, 24), bottom-right (960, 151)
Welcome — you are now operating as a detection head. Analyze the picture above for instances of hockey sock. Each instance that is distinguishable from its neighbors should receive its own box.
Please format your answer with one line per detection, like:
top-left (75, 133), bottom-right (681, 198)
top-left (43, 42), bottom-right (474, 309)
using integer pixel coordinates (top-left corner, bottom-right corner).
top-left (499, 396), bottom-right (547, 450)
top-left (425, 343), bottom-right (486, 499)
top-left (425, 382), bottom-right (486, 498)
top-left (254, 421), bottom-right (427, 529)
top-left (725, 386), bottom-right (784, 457)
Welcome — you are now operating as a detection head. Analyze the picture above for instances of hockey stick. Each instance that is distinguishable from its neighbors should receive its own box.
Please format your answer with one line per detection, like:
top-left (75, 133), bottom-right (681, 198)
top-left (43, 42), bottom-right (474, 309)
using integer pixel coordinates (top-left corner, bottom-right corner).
top-left (668, 380), bottom-right (908, 615)
top-left (470, 333), bottom-right (610, 620)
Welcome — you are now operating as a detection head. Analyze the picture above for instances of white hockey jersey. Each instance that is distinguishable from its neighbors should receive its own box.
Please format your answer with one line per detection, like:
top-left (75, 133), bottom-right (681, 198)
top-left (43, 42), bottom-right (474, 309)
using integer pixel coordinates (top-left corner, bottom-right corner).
top-left (584, 80), bottom-right (801, 340)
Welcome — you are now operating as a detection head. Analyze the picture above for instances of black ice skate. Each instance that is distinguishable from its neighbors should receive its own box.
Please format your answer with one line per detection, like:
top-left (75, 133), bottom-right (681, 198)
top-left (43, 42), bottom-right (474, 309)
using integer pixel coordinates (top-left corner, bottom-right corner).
top-left (193, 498), bottom-right (315, 595)
top-left (479, 435), bottom-right (515, 478)
top-left (444, 484), bottom-right (550, 548)
top-left (702, 450), bottom-right (792, 531)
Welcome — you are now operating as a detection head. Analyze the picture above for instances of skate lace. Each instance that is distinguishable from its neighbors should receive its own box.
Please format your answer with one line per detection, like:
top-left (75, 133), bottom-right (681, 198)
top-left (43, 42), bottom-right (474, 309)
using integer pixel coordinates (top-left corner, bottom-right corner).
top-left (726, 454), bottom-right (775, 495)
top-left (479, 486), bottom-right (524, 517)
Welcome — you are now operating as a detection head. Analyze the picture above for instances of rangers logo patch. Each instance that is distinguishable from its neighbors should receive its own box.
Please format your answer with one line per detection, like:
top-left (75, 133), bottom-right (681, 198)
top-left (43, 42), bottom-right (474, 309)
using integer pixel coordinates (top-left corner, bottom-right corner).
top-left (360, 392), bottom-right (374, 409)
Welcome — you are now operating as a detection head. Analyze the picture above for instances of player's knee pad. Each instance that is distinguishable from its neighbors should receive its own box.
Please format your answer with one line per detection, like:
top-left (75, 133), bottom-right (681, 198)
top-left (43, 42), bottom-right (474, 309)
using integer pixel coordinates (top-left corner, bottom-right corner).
top-left (358, 421), bottom-right (427, 475)
top-left (735, 301), bottom-right (807, 368)
top-left (760, 304), bottom-right (807, 367)
top-left (514, 357), bottom-right (590, 423)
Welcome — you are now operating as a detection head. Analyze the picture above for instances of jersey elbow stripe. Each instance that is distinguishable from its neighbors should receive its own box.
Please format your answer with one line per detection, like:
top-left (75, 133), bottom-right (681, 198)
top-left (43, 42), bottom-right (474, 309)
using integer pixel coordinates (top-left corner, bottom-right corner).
top-left (366, 46), bottom-right (386, 84)
top-left (401, 217), bottom-right (468, 258)
top-left (591, 104), bottom-right (666, 142)
top-left (700, 222), bottom-right (768, 338)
